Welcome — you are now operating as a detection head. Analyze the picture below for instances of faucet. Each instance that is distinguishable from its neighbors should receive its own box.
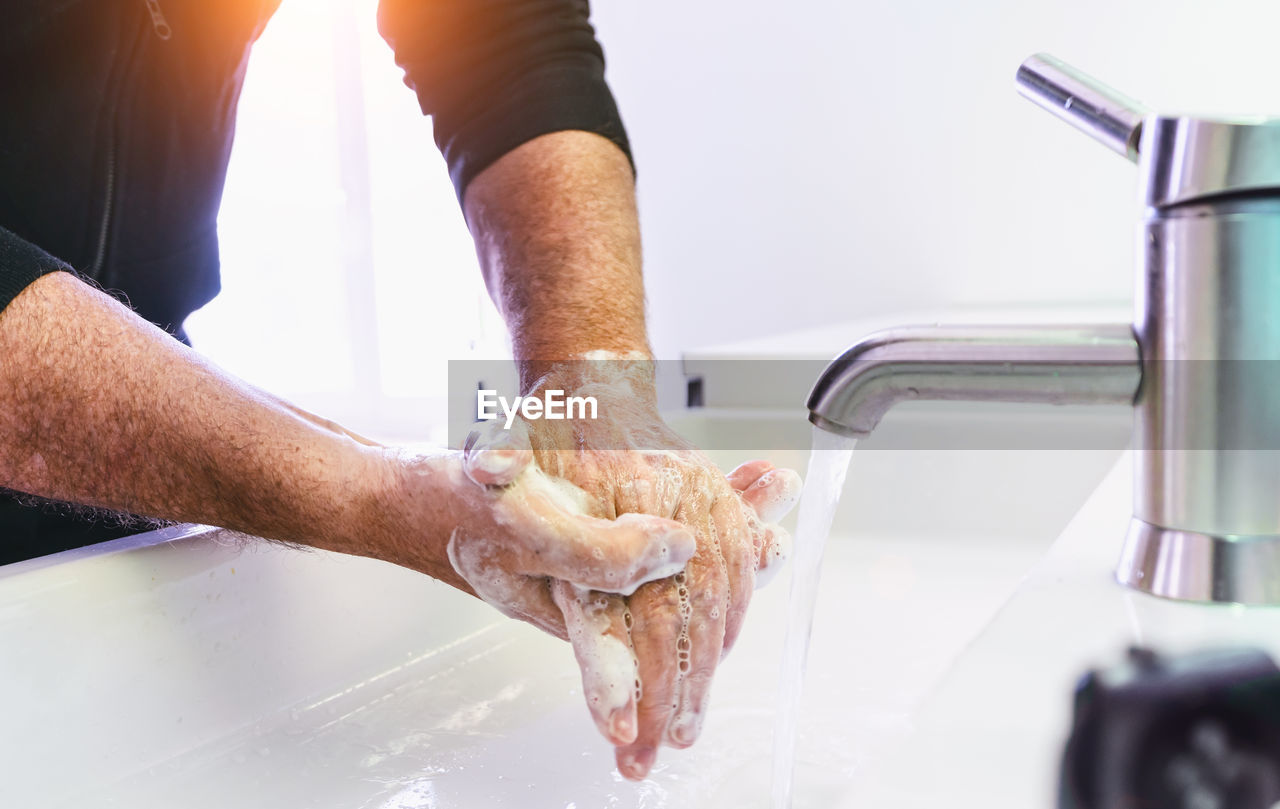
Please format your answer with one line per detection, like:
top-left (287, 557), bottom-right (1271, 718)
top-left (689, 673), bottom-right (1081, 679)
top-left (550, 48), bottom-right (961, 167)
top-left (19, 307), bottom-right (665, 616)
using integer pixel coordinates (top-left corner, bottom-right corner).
top-left (808, 54), bottom-right (1280, 606)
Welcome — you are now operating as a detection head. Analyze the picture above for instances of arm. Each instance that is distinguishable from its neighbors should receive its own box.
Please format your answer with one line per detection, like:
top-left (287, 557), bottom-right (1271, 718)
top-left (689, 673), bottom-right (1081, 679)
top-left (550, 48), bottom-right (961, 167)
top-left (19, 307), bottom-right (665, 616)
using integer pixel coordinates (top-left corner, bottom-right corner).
top-left (463, 134), bottom-right (803, 777)
top-left (0, 271), bottom-right (385, 555)
top-left (465, 130), bottom-right (649, 375)
top-left (0, 270), bottom-right (695, 613)
top-left (377, 0), bottom-right (645, 372)
top-left (379, 0), bottom-right (803, 777)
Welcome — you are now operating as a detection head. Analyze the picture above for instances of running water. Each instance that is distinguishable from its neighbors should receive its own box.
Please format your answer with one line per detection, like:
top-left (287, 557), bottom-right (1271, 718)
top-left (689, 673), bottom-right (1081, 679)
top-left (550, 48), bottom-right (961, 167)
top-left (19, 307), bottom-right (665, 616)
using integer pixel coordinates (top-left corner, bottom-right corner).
top-left (771, 426), bottom-right (858, 809)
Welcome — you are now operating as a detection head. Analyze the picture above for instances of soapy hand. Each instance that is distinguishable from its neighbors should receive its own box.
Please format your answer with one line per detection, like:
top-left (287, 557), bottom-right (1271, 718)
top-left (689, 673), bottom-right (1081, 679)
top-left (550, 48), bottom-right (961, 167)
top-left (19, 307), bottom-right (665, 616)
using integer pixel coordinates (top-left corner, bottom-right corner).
top-left (461, 359), bottom-right (803, 779)
top-left (386, 448), bottom-right (698, 640)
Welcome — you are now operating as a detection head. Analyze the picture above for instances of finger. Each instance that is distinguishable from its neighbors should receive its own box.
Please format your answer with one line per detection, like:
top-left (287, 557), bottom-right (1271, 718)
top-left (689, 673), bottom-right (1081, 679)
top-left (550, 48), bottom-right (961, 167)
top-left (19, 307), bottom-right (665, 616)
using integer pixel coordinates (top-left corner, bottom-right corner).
top-left (462, 419), bottom-right (533, 487)
top-left (551, 581), bottom-right (640, 746)
top-left (667, 495), bottom-right (735, 746)
top-left (614, 577), bottom-right (683, 781)
top-left (446, 533), bottom-right (567, 639)
top-left (740, 468), bottom-right (803, 524)
top-left (754, 522), bottom-right (792, 590)
top-left (713, 494), bottom-right (755, 660)
top-left (514, 487), bottom-right (697, 594)
top-left (725, 459), bottom-right (775, 492)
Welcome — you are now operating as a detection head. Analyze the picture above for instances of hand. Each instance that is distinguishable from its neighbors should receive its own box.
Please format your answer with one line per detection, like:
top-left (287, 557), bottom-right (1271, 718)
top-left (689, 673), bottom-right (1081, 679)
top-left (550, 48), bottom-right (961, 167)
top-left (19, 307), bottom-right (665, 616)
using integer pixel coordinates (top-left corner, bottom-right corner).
top-left (462, 359), bottom-right (803, 778)
top-left (374, 447), bottom-right (698, 640)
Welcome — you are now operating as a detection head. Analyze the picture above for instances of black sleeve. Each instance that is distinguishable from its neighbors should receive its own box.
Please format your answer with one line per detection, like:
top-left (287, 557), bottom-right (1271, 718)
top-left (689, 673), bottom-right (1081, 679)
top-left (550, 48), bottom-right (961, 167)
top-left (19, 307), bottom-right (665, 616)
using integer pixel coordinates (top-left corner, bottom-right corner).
top-left (0, 225), bottom-right (75, 315)
top-left (377, 0), bottom-right (634, 200)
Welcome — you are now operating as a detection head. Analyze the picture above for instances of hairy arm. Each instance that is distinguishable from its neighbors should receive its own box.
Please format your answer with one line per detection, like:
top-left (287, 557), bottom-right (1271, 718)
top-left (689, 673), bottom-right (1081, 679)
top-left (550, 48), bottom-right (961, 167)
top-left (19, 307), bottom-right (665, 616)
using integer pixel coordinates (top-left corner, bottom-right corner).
top-left (0, 271), bottom-right (400, 562)
top-left (383, 0), bottom-right (801, 777)
top-left (0, 271), bottom-right (694, 616)
top-left (465, 130), bottom-right (650, 379)
top-left (461, 131), bottom-right (803, 778)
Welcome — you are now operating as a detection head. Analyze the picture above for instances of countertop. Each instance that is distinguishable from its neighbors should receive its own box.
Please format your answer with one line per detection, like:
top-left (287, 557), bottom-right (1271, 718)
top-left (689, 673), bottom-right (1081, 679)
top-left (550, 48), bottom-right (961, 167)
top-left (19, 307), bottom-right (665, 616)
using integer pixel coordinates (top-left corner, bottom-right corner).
top-left (842, 451), bottom-right (1280, 807)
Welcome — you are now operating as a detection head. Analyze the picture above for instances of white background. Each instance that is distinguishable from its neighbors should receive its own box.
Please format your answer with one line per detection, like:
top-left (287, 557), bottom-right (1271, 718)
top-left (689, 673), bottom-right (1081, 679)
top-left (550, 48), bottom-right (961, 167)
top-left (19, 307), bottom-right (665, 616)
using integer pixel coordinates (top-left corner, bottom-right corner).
top-left (186, 0), bottom-right (1280, 437)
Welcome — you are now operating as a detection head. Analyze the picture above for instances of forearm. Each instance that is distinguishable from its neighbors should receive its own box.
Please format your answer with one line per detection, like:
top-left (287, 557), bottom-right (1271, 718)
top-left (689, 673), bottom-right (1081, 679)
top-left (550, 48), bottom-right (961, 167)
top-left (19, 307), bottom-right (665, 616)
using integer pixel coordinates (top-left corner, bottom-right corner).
top-left (464, 130), bottom-right (651, 390)
top-left (0, 272), bottom-right (401, 561)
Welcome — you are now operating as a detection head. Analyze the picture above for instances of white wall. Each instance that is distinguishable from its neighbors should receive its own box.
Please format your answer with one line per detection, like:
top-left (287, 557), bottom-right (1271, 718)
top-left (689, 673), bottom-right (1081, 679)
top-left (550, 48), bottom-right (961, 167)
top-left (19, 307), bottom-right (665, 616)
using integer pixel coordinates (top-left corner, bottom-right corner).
top-left (190, 0), bottom-right (1280, 437)
top-left (591, 0), bottom-right (1280, 360)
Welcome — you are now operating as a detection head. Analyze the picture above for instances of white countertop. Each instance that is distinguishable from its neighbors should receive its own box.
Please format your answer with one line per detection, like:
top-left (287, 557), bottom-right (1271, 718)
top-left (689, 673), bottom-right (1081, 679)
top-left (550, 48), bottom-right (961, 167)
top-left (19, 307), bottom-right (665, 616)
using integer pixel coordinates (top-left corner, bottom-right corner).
top-left (842, 451), bottom-right (1280, 808)
top-left (0, 411), bottom-right (1128, 808)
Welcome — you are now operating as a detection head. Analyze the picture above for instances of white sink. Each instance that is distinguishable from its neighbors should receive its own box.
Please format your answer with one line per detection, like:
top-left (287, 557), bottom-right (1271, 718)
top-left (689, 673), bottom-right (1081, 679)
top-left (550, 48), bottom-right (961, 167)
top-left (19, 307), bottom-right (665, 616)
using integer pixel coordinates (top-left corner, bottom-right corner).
top-left (0, 408), bottom-right (1126, 808)
top-left (842, 452), bottom-right (1280, 808)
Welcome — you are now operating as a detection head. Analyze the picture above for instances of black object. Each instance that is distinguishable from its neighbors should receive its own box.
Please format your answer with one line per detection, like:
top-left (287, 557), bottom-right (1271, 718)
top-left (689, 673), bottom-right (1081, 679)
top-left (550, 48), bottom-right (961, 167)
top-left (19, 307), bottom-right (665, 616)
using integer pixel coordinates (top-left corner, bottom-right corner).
top-left (0, 491), bottom-right (154, 567)
top-left (1060, 646), bottom-right (1280, 809)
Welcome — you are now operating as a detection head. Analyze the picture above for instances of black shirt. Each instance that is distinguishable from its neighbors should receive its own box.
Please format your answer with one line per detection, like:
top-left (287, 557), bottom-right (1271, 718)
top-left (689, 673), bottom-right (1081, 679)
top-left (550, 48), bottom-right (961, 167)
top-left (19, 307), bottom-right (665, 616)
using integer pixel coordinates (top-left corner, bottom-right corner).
top-left (0, 0), bottom-right (631, 323)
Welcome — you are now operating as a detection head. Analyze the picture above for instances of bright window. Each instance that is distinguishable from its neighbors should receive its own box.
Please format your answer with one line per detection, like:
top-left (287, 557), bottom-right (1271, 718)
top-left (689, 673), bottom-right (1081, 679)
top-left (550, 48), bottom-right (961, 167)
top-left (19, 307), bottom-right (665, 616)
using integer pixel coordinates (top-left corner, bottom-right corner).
top-left (184, 0), bottom-right (509, 443)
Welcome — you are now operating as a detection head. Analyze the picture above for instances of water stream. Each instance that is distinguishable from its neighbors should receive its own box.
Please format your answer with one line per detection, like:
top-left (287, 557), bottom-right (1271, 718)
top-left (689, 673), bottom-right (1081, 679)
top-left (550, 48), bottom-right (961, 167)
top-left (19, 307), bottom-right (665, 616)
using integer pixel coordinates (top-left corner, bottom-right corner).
top-left (771, 426), bottom-right (858, 809)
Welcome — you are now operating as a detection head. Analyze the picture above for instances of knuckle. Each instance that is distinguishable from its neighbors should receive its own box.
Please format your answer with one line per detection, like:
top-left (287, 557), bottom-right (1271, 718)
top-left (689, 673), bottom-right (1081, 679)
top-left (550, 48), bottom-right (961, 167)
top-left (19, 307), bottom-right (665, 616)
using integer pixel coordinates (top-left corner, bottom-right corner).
top-left (689, 583), bottom-right (725, 614)
top-left (725, 552), bottom-right (757, 592)
top-left (725, 598), bottom-right (751, 628)
top-left (681, 669), bottom-right (715, 696)
top-left (633, 592), bottom-right (684, 637)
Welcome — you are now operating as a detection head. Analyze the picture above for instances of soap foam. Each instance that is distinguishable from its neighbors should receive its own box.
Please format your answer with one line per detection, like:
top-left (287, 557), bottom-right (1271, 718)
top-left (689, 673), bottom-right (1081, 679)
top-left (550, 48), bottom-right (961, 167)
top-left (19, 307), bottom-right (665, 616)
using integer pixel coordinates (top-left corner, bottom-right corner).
top-left (553, 583), bottom-right (639, 731)
top-left (661, 570), bottom-right (703, 746)
top-left (447, 529), bottom-right (562, 637)
top-left (755, 525), bottom-right (793, 590)
top-left (747, 469), bottom-right (804, 524)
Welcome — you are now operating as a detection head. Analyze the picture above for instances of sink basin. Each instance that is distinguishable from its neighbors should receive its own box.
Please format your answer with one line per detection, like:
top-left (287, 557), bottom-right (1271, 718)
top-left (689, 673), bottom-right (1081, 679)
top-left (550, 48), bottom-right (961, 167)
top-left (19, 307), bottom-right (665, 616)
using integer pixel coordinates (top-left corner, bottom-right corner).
top-left (842, 451), bottom-right (1280, 808)
top-left (0, 408), bottom-right (1124, 808)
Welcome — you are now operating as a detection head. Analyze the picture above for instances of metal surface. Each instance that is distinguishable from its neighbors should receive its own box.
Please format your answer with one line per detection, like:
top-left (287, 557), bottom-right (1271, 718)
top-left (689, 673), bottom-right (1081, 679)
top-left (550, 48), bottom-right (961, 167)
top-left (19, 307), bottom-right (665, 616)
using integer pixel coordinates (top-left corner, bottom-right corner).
top-left (806, 325), bottom-right (1140, 437)
top-left (811, 53), bottom-right (1280, 604)
top-left (1015, 53), bottom-right (1146, 161)
top-left (1133, 199), bottom-right (1280, 536)
top-left (1118, 519), bottom-right (1280, 604)
top-left (1140, 115), bottom-right (1280, 206)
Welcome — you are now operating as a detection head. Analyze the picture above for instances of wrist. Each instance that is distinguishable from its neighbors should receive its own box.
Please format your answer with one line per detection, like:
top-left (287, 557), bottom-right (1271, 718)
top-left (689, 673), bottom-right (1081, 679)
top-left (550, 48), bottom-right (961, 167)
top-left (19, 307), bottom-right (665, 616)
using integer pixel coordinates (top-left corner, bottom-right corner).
top-left (291, 442), bottom-right (395, 555)
top-left (513, 336), bottom-right (651, 387)
top-left (336, 447), bottom-right (473, 592)
top-left (518, 351), bottom-right (659, 410)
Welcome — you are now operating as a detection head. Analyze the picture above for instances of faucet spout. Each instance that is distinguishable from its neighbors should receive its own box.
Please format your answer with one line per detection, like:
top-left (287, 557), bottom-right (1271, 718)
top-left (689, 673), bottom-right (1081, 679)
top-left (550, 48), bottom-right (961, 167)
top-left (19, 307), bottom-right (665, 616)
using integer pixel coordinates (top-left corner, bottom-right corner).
top-left (807, 324), bottom-right (1142, 437)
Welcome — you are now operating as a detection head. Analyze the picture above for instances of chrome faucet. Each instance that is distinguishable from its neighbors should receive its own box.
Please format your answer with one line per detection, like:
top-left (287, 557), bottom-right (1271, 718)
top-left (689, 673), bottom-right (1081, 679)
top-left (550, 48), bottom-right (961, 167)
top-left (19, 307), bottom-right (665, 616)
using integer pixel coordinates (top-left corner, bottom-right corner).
top-left (808, 54), bottom-right (1280, 605)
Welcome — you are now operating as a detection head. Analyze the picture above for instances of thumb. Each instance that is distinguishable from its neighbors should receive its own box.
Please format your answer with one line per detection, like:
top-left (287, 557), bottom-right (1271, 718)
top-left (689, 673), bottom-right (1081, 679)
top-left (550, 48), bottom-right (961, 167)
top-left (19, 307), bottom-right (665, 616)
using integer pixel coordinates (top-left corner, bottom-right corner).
top-left (739, 467), bottom-right (803, 524)
top-left (462, 419), bottom-right (533, 487)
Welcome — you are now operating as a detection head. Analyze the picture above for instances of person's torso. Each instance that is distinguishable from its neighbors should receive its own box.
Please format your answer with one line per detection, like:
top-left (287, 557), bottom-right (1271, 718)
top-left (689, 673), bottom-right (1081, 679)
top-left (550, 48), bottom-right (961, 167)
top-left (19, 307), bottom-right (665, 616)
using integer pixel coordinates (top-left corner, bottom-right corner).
top-left (0, 0), bottom-right (281, 333)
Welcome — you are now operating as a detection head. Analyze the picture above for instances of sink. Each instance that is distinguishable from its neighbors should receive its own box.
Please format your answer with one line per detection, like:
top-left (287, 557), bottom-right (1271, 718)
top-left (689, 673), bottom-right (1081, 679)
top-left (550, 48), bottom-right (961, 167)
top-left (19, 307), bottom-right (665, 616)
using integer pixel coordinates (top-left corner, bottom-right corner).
top-left (841, 451), bottom-right (1280, 808)
top-left (0, 407), bottom-right (1124, 808)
